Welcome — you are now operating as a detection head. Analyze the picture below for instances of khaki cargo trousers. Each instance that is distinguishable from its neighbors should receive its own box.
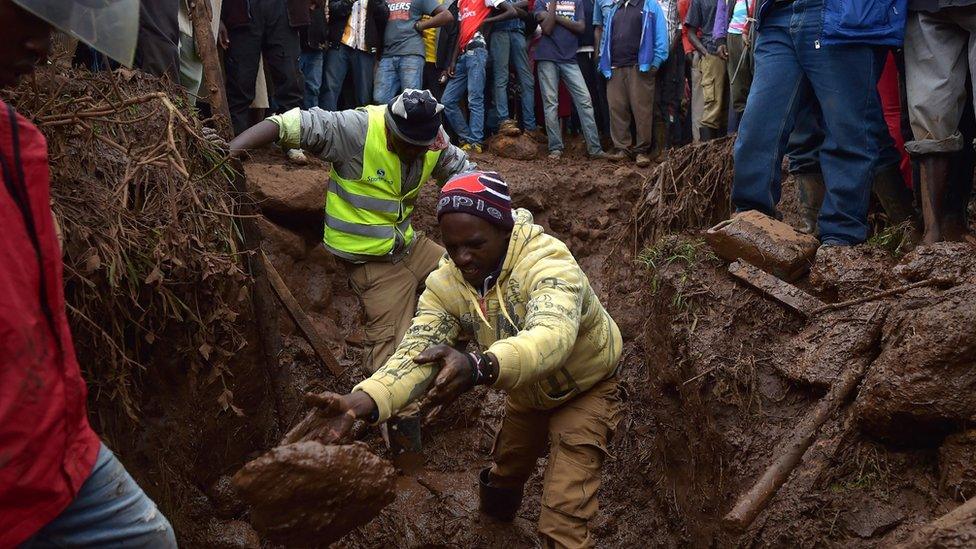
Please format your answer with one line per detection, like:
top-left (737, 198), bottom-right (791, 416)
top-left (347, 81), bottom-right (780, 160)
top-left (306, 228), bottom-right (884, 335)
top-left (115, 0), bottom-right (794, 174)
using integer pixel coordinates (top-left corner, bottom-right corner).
top-left (345, 235), bottom-right (446, 374)
top-left (489, 376), bottom-right (624, 548)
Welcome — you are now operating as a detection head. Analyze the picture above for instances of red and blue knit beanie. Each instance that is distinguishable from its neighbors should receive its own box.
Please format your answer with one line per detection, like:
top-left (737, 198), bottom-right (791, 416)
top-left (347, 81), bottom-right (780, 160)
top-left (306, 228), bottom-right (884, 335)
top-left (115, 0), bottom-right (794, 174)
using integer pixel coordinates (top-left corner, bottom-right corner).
top-left (436, 171), bottom-right (515, 231)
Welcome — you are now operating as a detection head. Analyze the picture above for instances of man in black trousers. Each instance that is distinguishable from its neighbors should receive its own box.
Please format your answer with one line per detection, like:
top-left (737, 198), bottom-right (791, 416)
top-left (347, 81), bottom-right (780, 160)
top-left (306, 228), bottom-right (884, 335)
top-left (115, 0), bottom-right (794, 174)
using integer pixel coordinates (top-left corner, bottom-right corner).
top-left (222, 0), bottom-right (308, 135)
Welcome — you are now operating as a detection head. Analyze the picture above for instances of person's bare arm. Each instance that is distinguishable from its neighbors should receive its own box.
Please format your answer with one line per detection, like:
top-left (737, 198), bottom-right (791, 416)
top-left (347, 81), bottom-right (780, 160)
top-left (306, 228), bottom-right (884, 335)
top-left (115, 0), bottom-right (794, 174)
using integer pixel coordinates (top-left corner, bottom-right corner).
top-left (686, 26), bottom-right (708, 56)
top-left (511, 0), bottom-right (529, 15)
top-left (228, 120), bottom-right (279, 158)
top-left (537, 1), bottom-right (557, 35)
top-left (484, 1), bottom-right (517, 24)
top-left (419, 4), bottom-right (454, 30)
top-left (445, 35), bottom-right (461, 77)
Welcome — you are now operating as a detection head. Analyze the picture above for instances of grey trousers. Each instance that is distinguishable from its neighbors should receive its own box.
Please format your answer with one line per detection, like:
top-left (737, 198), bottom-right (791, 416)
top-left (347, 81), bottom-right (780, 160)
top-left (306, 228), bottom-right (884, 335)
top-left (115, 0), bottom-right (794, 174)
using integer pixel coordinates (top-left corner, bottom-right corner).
top-left (905, 6), bottom-right (976, 155)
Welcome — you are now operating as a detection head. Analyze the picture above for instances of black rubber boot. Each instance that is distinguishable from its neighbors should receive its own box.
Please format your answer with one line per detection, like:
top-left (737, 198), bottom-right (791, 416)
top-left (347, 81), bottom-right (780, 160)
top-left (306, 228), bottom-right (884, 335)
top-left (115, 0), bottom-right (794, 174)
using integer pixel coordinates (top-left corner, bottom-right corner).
top-left (699, 126), bottom-right (714, 141)
top-left (794, 172), bottom-right (825, 236)
top-left (478, 468), bottom-right (523, 522)
top-left (389, 415), bottom-right (424, 472)
top-left (918, 154), bottom-right (951, 245)
top-left (872, 163), bottom-right (918, 228)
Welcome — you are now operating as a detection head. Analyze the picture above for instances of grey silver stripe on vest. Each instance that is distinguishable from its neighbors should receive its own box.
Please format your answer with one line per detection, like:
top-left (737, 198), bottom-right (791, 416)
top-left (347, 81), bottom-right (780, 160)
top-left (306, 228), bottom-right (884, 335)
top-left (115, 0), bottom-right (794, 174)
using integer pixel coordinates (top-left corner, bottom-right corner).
top-left (325, 213), bottom-right (414, 239)
top-left (328, 179), bottom-right (400, 213)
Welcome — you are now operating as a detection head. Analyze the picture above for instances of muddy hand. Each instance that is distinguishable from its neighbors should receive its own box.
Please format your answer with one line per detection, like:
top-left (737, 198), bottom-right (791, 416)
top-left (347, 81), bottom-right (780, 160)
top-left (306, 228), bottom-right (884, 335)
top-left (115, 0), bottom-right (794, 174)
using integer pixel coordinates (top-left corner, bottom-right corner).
top-left (281, 391), bottom-right (356, 445)
top-left (414, 345), bottom-right (474, 421)
top-left (202, 126), bottom-right (228, 150)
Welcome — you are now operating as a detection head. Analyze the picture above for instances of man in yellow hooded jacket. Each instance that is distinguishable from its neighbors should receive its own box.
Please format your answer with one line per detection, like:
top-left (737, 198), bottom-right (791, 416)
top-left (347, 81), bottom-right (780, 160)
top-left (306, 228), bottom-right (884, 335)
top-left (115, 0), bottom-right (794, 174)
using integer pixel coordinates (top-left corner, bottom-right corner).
top-left (295, 171), bottom-right (624, 548)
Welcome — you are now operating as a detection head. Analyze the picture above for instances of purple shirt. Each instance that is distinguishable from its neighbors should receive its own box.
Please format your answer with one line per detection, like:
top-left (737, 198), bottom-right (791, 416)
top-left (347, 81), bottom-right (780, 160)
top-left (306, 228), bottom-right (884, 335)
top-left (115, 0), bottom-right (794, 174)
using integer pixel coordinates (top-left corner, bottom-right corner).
top-left (534, 0), bottom-right (584, 62)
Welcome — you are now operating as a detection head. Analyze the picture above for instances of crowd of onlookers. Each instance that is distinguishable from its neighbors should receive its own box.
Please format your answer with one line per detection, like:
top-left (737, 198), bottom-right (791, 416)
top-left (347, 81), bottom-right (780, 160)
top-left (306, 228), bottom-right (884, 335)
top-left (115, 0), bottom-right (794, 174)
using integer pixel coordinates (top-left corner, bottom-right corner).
top-left (101, 0), bottom-right (973, 246)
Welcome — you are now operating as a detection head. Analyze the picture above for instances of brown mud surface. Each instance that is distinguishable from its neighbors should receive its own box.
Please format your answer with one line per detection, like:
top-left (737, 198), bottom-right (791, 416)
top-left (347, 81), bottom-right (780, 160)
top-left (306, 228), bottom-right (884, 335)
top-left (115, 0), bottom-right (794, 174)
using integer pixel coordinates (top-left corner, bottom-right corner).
top-left (56, 126), bottom-right (976, 548)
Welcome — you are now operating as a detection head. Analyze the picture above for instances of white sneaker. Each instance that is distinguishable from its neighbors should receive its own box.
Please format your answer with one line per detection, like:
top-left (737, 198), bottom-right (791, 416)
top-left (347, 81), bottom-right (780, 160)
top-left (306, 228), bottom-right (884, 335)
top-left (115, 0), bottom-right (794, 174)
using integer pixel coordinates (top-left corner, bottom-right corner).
top-left (287, 148), bottom-right (308, 165)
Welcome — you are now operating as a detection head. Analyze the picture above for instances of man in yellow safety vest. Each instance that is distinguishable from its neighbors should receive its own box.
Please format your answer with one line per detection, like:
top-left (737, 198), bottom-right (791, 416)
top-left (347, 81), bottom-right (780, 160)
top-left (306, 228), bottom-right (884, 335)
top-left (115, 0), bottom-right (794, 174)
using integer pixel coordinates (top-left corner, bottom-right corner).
top-left (229, 89), bottom-right (475, 455)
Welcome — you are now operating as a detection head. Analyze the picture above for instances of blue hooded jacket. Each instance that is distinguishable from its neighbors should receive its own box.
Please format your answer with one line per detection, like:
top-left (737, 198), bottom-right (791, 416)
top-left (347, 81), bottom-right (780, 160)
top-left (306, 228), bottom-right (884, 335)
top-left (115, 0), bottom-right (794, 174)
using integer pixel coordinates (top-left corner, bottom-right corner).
top-left (597, 0), bottom-right (670, 79)
top-left (754, 0), bottom-right (907, 47)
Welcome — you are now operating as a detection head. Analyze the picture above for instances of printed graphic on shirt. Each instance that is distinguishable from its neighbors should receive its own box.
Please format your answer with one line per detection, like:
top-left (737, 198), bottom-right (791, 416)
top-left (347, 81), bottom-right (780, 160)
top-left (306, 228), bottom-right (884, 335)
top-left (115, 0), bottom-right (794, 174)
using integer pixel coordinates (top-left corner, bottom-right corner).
top-left (388, 0), bottom-right (415, 20)
top-left (555, 0), bottom-right (576, 19)
top-left (457, 0), bottom-right (504, 48)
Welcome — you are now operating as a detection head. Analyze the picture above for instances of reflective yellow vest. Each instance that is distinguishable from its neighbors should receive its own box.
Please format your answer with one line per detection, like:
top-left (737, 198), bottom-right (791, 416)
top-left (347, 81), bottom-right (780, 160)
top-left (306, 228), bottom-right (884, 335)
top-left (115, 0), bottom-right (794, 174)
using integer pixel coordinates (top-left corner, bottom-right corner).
top-left (324, 105), bottom-right (442, 259)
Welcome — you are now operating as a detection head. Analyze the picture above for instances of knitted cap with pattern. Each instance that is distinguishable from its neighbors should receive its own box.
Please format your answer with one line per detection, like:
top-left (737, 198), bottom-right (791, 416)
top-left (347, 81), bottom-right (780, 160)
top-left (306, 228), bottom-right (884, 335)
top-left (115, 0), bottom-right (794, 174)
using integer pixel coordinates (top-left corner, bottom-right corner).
top-left (385, 89), bottom-right (444, 147)
top-left (436, 171), bottom-right (515, 231)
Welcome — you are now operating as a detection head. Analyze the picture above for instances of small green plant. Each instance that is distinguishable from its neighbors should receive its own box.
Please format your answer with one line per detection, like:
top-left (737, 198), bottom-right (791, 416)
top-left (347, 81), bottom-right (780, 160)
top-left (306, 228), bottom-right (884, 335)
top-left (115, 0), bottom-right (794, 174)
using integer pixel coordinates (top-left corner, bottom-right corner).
top-left (637, 237), bottom-right (715, 273)
top-left (637, 237), bottom-right (716, 310)
top-left (867, 221), bottom-right (913, 256)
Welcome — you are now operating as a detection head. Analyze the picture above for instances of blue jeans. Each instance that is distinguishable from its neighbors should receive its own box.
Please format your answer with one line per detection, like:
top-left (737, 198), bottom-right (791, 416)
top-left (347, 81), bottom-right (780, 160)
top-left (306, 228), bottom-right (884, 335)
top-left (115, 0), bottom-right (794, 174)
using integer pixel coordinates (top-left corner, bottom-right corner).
top-left (537, 60), bottom-right (603, 154)
top-left (442, 47), bottom-right (489, 145)
top-left (299, 50), bottom-right (325, 109)
top-left (731, 0), bottom-right (889, 245)
top-left (22, 444), bottom-right (176, 548)
top-left (373, 54), bottom-right (425, 104)
top-left (490, 30), bottom-right (537, 130)
top-left (787, 93), bottom-right (903, 175)
top-left (322, 44), bottom-right (376, 110)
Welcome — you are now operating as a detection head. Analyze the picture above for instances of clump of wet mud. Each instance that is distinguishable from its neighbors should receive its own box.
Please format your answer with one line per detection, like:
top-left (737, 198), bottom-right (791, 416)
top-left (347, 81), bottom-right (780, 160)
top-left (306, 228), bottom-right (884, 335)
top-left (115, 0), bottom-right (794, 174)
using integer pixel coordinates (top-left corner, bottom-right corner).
top-left (705, 210), bottom-right (820, 281)
top-left (232, 441), bottom-right (396, 546)
top-left (940, 430), bottom-right (976, 502)
top-left (854, 282), bottom-right (976, 445)
top-left (845, 243), bottom-right (976, 446)
top-left (898, 497), bottom-right (976, 549)
top-left (780, 304), bottom-right (887, 388)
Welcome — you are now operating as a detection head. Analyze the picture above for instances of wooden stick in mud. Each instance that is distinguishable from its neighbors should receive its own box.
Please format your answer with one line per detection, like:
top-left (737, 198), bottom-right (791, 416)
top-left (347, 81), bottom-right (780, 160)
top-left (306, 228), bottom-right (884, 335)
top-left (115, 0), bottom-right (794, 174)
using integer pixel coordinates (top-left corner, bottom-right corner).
top-left (723, 350), bottom-right (874, 530)
top-left (262, 251), bottom-right (345, 377)
top-left (811, 277), bottom-right (955, 315)
top-left (728, 261), bottom-right (825, 317)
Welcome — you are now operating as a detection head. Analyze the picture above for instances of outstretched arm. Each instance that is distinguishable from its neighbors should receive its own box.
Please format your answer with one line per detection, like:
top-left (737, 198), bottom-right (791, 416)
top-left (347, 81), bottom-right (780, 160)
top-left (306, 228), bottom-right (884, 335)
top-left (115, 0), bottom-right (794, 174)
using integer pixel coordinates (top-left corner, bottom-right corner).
top-left (420, 4), bottom-right (454, 30)
top-left (228, 120), bottom-right (279, 158)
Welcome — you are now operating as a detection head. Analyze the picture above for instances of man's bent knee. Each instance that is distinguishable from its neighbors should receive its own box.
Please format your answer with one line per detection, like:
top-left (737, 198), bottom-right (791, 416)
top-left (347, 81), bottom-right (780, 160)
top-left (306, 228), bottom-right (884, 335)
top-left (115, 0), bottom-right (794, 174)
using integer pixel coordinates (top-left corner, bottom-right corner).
top-left (537, 435), bottom-right (608, 548)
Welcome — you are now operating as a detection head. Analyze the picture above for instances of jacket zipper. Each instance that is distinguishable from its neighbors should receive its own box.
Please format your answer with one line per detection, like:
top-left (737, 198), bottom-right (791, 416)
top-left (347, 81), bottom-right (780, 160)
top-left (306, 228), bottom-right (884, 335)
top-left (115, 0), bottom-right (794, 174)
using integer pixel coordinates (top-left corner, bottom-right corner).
top-left (2, 105), bottom-right (62, 357)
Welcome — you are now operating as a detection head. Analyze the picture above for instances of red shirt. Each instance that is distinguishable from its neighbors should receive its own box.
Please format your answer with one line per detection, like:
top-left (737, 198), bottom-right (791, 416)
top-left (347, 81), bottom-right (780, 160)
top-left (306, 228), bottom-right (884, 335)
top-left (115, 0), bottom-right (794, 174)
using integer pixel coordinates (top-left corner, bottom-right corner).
top-left (0, 100), bottom-right (100, 548)
top-left (457, 0), bottom-right (501, 51)
top-left (678, 0), bottom-right (694, 55)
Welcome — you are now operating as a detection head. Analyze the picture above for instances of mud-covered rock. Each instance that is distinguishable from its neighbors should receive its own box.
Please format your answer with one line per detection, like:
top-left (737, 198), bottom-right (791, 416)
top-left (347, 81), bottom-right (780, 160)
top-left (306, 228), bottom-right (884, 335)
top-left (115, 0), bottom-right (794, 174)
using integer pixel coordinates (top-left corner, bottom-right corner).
top-left (895, 242), bottom-right (976, 285)
top-left (488, 133), bottom-right (543, 160)
top-left (207, 475), bottom-right (246, 519)
top-left (809, 245), bottom-right (898, 301)
top-left (232, 441), bottom-right (396, 546)
top-left (614, 166), bottom-right (646, 189)
top-left (245, 161), bottom-right (327, 229)
top-left (201, 519), bottom-right (261, 549)
top-left (778, 304), bottom-right (886, 387)
top-left (258, 215), bottom-right (307, 260)
top-left (940, 430), bottom-right (976, 501)
top-left (897, 497), bottom-right (976, 548)
top-left (844, 500), bottom-right (906, 538)
top-left (854, 284), bottom-right (976, 445)
top-left (705, 210), bottom-right (819, 281)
